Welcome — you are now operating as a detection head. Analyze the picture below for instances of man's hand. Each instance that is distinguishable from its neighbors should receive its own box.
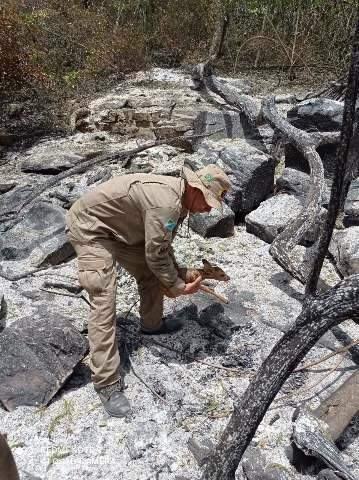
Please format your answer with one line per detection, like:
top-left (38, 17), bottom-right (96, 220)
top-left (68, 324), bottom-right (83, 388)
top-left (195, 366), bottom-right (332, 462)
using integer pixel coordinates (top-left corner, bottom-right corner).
top-left (160, 275), bottom-right (202, 298)
top-left (182, 275), bottom-right (202, 295)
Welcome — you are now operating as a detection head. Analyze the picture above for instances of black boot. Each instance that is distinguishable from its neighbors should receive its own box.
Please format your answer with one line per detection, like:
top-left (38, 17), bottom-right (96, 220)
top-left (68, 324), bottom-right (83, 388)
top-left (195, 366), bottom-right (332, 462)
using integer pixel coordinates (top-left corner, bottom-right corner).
top-left (96, 379), bottom-right (131, 418)
top-left (141, 316), bottom-right (183, 335)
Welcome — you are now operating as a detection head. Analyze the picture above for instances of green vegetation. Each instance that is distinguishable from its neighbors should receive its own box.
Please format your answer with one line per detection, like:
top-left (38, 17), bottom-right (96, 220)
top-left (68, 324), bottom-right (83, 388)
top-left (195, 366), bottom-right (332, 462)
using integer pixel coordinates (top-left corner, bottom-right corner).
top-left (47, 399), bottom-right (76, 438)
top-left (47, 447), bottom-right (72, 470)
top-left (1, 0), bottom-right (356, 91)
top-left (0, 1), bottom-right (357, 132)
top-left (9, 440), bottom-right (26, 449)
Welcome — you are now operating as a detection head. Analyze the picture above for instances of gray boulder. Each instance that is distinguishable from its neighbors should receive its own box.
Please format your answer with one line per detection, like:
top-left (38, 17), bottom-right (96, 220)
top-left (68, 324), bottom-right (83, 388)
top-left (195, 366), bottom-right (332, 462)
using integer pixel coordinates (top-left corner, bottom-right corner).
top-left (245, 195), bottom-right (301, 243)
top-left (0, 201), bottom-right (73, 266)
top-left (285, 98), bottom-right (345, 180)
top-left (189, 204), bottom-right (234, 238)
top-left (276, 167), bottom-right (312, 200)
top-left (0, 185), bottom-right (34, 221)
top-left (21, 151), bottom-right (84, 174)
top-left (344, 178), bottom-right (359, 227)
top-left (49, 176), bottom-right (92, 209)
top-left (219, 142), bottom-right (275, 214)
top-left (197, 139), bottom-right (275, 215)
top-left (245, 194), bottom-right (324, 244)
top-left (193, 110), bottom-right (244, 140)
top-left (193, 92), bottom-right (266, 151)
top-left (0, 314), bottom-right (88, 411)
top-left (0, 182), bottom-right (16, 194)
top-left (276, 167), bottom-right (331, 206)
top-left (287, 98), bottom-right (343, 131)
top-left (31, 231), bottom-right (75, 268)
top-left (329, 227), bottom-right (359, 276)
top-left (242, 446), bottom-right (295, 480)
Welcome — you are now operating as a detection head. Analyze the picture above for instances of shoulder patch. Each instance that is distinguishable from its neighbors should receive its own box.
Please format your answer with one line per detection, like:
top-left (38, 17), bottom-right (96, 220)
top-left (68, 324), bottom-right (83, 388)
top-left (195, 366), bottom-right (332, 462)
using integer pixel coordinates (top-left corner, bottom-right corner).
top-left (165, 219), bottom-right (176, 231)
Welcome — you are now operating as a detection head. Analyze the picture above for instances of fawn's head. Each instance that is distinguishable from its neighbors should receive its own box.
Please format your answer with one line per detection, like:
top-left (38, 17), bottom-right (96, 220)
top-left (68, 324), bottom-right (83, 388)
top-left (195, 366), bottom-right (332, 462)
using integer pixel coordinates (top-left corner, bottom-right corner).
top-left (201, 259), bottom-right (230, 281)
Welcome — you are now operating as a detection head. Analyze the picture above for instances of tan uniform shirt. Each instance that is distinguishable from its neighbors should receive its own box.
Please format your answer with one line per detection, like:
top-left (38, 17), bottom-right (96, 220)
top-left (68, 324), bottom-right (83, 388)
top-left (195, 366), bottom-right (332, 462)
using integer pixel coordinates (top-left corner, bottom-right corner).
top-left (66, 173), bottom-right (188, 293)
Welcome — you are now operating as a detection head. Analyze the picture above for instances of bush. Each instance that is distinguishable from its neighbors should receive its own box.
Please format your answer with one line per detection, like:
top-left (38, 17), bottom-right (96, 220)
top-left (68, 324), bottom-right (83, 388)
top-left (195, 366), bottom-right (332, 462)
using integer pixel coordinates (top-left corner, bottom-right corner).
top-left (0, 6), bottom-right (48, 90)
top-left (0, 0), bottom-right (357, 137)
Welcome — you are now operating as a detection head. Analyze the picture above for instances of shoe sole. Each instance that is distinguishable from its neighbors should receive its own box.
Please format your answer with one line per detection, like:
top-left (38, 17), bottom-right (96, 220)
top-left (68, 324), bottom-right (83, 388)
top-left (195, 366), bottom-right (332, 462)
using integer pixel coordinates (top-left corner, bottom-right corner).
top-left (103, 406), bottom-right (131, 418)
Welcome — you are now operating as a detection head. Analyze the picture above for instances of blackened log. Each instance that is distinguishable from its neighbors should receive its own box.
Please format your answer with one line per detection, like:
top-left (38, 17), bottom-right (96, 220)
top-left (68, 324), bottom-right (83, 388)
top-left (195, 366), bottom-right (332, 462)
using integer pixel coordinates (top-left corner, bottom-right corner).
top-left (292, 408), bottom-right (356, 480)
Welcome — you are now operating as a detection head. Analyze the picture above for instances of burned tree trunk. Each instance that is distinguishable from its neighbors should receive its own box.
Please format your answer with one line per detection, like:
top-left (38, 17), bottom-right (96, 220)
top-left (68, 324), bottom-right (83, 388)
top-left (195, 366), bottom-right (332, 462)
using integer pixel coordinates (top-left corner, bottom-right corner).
top-left (192, 0), bottom-right (229, 90)
top-left (201, 277), bottom-right (359, 479)
top-left (201, 8), bottom-right (359, 480)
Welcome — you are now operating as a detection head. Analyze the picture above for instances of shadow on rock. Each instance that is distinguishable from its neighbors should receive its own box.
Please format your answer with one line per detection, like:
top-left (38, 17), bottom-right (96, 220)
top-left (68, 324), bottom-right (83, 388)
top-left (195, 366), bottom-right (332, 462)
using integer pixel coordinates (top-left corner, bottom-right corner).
top-left (269, 271), bottom-right (305, 302)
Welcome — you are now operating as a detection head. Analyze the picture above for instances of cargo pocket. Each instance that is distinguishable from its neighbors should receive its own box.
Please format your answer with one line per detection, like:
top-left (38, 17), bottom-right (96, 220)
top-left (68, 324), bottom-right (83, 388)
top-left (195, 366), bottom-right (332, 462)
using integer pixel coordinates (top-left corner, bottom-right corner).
top-left (78, 257), bottom-right (111, 295)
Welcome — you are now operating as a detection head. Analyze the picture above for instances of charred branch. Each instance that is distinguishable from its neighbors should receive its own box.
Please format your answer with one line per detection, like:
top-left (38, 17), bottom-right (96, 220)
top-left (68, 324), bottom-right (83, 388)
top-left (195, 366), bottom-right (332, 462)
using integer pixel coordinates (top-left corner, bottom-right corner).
top-left (262, 96), bottom-right (326, 284)
top-left (293, 408), bottom-right (356, 480)
top-left (304, 75), bottom-right (348, 102)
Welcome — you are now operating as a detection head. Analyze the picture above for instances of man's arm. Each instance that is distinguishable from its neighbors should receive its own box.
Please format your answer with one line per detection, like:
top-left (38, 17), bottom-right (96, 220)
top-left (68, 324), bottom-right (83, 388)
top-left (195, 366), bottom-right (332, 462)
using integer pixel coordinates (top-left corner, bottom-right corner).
top-left (144, 206), bottom-right (186, 295)
top-left (168, 219), bottom-right (183, 271)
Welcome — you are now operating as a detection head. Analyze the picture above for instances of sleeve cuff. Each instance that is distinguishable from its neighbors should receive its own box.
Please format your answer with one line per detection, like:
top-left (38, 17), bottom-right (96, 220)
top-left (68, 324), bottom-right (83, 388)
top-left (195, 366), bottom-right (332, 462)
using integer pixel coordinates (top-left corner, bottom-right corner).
top-left (168, 277), bottom-right (186, 295)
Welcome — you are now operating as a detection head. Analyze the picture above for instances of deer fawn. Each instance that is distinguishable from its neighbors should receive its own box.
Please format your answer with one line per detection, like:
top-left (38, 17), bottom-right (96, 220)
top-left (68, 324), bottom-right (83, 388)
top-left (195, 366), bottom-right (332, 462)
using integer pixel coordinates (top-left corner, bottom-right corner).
top-left (178, 259), bottom-right (230, 303)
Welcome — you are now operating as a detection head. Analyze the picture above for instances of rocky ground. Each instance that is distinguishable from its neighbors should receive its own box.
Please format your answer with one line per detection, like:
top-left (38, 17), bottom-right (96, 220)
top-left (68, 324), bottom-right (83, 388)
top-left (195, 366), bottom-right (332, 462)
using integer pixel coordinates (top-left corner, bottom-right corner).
top-left (0, 68), bottom-right (358, 480)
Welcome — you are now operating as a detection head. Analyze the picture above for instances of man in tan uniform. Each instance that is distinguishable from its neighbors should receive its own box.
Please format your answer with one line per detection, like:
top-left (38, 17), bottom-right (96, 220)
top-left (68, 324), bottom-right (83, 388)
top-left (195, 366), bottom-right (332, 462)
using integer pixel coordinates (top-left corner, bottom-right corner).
top-left (65, 164), bottom-right (231, 417)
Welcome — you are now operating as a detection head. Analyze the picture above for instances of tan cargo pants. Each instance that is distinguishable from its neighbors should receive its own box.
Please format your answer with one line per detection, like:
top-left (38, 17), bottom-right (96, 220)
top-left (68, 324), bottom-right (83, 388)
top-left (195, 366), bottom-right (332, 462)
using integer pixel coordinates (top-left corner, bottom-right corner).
top-left (65, 226), bottom-right (164, 390)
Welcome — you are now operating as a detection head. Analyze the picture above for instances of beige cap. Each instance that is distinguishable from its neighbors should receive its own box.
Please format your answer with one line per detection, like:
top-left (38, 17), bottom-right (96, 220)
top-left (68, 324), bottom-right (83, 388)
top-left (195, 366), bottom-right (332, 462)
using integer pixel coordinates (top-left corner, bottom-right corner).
top-left (182, 164), bottom-right (232, 213)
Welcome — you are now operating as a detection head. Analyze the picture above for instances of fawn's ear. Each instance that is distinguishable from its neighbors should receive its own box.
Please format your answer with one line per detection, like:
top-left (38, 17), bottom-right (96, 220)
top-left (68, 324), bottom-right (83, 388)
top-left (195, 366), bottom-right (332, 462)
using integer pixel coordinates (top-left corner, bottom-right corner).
top-left (202, 259), bottom-right (212, 267)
